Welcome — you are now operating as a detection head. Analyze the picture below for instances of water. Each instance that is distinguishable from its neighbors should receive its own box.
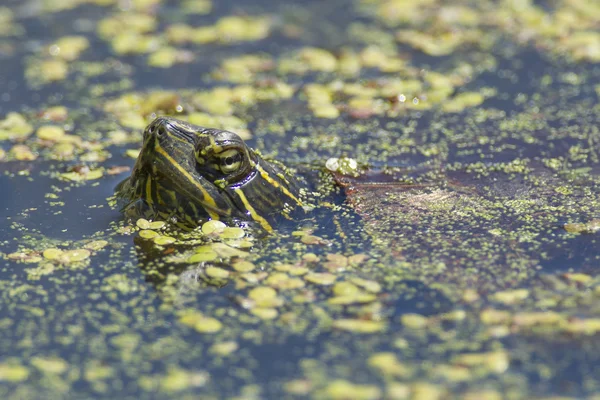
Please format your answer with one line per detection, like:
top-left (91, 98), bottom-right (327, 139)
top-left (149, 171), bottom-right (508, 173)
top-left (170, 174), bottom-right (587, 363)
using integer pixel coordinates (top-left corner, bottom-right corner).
top-left (1, 0), bottom-right (600, 398)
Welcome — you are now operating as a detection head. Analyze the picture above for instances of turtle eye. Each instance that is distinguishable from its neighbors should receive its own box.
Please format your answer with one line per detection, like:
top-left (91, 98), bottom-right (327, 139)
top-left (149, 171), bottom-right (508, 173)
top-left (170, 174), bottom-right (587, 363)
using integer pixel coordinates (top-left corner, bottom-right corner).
top-left (217, 149), bottom-right (242, 174)
top-left (195, 131), bottom-right (253, 185)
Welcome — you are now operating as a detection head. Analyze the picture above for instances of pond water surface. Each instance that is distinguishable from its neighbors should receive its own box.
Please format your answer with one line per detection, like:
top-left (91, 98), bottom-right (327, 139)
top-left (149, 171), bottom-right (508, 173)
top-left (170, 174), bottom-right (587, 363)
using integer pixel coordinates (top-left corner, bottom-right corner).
top-left (1, 0), bottom-right (600, 399)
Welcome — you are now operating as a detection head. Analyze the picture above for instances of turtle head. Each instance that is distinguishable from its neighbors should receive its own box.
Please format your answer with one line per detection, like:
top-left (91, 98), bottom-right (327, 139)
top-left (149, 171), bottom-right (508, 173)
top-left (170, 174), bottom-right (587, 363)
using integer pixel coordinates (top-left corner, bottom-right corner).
top-left (120, 117), bottom-right (303, 230)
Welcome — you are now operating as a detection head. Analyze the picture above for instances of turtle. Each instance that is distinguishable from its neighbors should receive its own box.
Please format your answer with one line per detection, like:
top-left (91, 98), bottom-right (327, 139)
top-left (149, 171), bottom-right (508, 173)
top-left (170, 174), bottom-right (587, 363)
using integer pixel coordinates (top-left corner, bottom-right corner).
top-left (115, 116), bottom-right (309, 232)
top-left (115, 115), bottom-right (559, 299)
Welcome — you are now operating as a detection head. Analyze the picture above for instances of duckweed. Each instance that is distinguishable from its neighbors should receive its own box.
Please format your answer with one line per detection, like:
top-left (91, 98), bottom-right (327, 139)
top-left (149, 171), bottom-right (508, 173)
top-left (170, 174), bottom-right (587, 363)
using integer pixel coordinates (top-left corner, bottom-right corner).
top-left (179, 312), bottom-right (223, 333)
top-left (332, 282), bottom-right (360, 297)
top-left (0, 363), bottom-right (29, 382)
top-left (220, 227), bottom-right (245, 239)
top-left (42, 248), bottom-right (91, 264)
top-left (37, 60), bottom-right (69, 83)
top-left (492, 289), bottom-right (530, 305)
top-left (325, 157), bottom-right (360, 176)
top-left (250, 308), bottom-right (279, 320)
top-left (0, 112), bottom-right (33, 141)
top-left (367, 353), bottom-right (410, 377)
top-left (332, 319), bottom-right (386, 333)
top-left (265, 273), bottom-right (305, 290)
top-left (205, 266), bottom-right (230, 279)
top-left (326, 380), bottom-right (381, 400)
top-left (139, 229), bottom-right (159, 239)
top-left (248, 286), bottom-right (281, 308)
top-left (60, 167), bottom-right (104, 181)
top-left (304, 272), bottom-right (336, 286)
top-left (210, 341), bottom-right (238, 356)
top-left (125, 149), bottom-right (141, 159)
top-left (30, 357), bottom-right (69, 374)
top-left (50, 36), bottom-right (89, 61)
top-left (201, 220), bottom-right (226, 235)
top-left (157, 367), bottom-right (208, 392)
top-left (232, 260), bottom-right (255, 272)
top-left (2, 0), bottom-right (600, 398)
top-left (153, 235), bottom-right (176, 246)
top-left (400, 314), bottom-right (429, 329)
top-left (136, 218), bottom-right (152, 230)
top-left (148, 47), bottom-right (193, 68)
top-left (36, 125), bottom-right (66, 141)
top-left (453, 351), bottom-right (510, 374)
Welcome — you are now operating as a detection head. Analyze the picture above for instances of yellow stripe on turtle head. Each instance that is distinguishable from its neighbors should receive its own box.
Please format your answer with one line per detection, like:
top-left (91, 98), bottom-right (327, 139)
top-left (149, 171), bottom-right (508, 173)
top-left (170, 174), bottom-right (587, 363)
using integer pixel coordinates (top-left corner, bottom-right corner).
top-left (155, 146), bottom-right (220, 221)
top-left (255, 164), bottom-right (303, 207)
top-left (234, 188), bottom-right (273, 233)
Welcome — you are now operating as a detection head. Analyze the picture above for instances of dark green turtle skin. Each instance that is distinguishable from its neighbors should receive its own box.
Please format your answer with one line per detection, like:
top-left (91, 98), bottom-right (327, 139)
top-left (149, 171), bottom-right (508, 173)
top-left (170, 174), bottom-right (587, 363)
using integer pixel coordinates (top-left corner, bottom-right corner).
top-left (116, 117), bottom-right (304, 231)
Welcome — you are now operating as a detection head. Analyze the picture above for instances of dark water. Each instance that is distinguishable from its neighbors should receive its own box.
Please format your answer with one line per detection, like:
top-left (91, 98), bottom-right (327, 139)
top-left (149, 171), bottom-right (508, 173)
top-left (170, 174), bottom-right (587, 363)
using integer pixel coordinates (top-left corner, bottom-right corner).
top-left (1, 0), bottom-right (600, 398)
